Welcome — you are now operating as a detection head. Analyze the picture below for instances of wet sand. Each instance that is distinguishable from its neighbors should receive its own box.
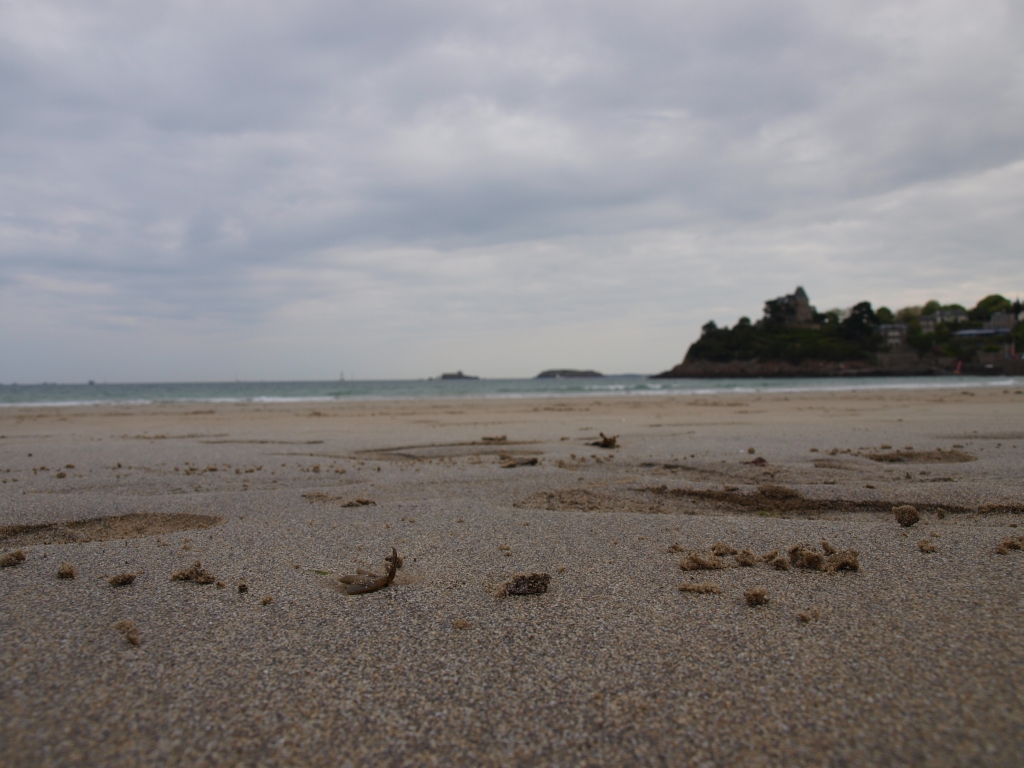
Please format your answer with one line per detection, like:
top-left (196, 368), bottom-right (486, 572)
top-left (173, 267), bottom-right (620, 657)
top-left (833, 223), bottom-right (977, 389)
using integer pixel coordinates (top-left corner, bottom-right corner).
top-left (1, 388), bottom-right (1023, 766)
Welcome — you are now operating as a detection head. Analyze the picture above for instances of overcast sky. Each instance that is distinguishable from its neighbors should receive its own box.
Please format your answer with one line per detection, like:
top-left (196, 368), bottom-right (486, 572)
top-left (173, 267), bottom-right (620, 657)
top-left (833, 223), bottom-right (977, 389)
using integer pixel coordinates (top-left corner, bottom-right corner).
top-left (2, 0), bottom-right (1022, 382)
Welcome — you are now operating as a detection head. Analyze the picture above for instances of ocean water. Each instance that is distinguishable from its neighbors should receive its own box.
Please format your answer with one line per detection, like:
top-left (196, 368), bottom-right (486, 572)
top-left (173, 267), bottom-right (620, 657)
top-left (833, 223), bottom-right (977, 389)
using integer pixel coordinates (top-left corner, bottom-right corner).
top-left (0, 374), bottom-right (1021, 407)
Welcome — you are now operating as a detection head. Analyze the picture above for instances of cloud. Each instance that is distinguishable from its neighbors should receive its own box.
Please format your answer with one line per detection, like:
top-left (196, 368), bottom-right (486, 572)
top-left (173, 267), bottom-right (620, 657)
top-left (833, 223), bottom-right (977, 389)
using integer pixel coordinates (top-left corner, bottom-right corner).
top-left (1, 0), bottom-right (1022, 380)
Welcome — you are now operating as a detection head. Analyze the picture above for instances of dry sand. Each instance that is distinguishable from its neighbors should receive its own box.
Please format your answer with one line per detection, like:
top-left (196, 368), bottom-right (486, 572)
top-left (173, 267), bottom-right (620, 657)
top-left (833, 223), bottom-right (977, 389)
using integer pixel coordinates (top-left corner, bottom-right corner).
top-left (1, 387), bottom-right (1022, 766)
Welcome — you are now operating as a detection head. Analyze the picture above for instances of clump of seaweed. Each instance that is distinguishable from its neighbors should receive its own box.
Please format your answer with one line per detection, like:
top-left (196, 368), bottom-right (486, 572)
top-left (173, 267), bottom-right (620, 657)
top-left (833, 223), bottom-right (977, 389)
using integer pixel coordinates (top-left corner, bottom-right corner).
top-left (260, 595), bottom-right (273, 605)
top-left (113, 620), bottom-right (140, 646)
top-left (497, 572), bottom-right (551, 596)
top-left (918, 539), bottom-right (938, 553)
top-left (341, 498), bottom-right (376, 507)
top-left (1, 550), bottom-right (27, 568)
top-left (893, 505), bottom-right (920, 527)
top-left (679, 582), bottom-right (722, 594)
top-left (108, 573), bottom-right (136, 587)
top-left (711, 542), bottom-right (737, 556)
top-left (57, 562), bottom-right (77, 579)
top-left (679, 552), bottom-right (728, 571)
top-left (760, 550), bottom-right (779, 563)
top-left (338, 548), bottom-right (401, 595)
top-left (590, 433), bottom-right (618, 449)
top-left (745, 588), bottom-right (769, 606)
top-left (735, 549), bottom-right (757, 567)
top-left (453, 619), bottom-right (473, 629)
top-left (793, 542), bottom-right (860, 573)
top-left (797, 608), bottom-right (821, 623)
top-left (237, 580), bottom-right (248, 593)
top-left (789, 545), bottom-right (825, 571)
top-left (825, 549), bottom-right (859, 572)
top-left (995, 536), bottom-right (1024, 555)
top-left (171, 561), bottom-right (216, 584)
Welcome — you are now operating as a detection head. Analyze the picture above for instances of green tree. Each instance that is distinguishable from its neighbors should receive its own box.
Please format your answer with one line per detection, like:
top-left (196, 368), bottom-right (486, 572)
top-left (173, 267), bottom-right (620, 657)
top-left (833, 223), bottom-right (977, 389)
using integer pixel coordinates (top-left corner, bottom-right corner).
top-left (969, 294), bottom-right (1011, 321)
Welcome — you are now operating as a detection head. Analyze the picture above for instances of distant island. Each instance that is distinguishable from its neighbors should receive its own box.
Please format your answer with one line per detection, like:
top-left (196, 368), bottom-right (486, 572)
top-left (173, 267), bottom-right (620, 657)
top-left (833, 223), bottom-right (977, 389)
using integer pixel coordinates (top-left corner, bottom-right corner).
top-left (654, 287), bottom-right (1023, 378)
top-left (536, 369), bottom-right (603, 379)
top-left (438, 371), bottom-right (479, 380)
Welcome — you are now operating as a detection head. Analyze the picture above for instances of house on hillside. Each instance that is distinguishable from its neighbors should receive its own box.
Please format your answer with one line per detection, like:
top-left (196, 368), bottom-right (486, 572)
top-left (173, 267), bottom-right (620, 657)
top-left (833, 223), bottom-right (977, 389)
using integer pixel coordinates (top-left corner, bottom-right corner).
top-left (986, 311), bottom-right (1018, 331)
top-left (919, 308), bottom-right (969, 334)
top-left (876, 323), bottom-right (908, 347)
top-left (764, 286), bottom-right (817, 326)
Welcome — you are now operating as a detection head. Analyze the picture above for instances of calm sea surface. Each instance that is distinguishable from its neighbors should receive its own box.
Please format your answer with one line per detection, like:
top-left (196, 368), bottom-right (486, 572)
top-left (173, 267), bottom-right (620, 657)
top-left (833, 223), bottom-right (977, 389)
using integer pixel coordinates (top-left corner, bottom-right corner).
top-left (1, 375), bottom-right (1021, 407)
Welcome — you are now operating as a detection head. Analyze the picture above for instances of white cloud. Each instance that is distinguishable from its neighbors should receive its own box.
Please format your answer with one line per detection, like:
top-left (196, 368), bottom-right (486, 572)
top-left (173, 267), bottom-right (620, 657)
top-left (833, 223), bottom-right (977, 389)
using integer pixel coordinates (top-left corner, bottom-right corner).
top-left (0, 0), bottom-right (1022, 381)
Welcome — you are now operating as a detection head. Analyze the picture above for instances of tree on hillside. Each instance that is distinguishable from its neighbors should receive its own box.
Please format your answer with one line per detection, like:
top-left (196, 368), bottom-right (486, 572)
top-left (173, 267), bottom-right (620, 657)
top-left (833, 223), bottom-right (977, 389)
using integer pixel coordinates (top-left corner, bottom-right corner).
top-left (838, 302), bottom-right (878, 342)
top-left (969, 294), bottom-right (1011, 321)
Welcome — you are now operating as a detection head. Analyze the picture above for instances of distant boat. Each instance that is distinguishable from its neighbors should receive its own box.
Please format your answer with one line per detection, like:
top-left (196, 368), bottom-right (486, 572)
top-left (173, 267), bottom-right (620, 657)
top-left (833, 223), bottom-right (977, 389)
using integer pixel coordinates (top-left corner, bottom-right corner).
top-left (439, 370), bottom-right (479, 380)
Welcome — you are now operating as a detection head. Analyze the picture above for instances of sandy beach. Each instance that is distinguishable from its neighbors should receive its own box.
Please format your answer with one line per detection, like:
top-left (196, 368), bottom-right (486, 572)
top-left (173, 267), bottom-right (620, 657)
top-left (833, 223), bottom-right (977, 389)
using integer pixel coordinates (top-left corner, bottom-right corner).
top-left (1, 388), bottom-right (1022, 766)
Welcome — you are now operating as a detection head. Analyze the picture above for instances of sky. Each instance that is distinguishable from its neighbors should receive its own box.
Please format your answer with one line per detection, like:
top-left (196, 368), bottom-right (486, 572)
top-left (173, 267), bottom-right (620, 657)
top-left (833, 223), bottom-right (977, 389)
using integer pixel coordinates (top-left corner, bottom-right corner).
top-left (2, 0), bottom-right (1023, 382)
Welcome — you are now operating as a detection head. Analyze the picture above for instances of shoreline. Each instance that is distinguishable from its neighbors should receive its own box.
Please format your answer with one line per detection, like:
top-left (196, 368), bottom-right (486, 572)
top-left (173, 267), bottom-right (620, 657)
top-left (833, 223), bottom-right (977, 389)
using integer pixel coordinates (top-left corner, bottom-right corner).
top-left (1, 373), bottom-right (1021, 410)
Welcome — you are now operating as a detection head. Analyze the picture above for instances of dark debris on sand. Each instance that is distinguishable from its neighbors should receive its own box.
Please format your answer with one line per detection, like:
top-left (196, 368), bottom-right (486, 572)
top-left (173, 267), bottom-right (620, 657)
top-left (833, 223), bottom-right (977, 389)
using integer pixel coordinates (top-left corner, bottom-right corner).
top-left (745, 588), bottom-right (769, 606)
top-left (1, 550), bottom-right (27, 568)
top-left (498, 572), bottom-right (551, 596)
top-left (171, 561), bottom-right (216, 584)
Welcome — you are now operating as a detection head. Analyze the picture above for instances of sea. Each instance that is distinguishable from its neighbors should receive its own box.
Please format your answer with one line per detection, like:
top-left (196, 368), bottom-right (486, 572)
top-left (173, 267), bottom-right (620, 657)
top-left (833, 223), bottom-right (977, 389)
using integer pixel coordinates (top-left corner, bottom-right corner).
top-left (1, 375), bottom-right (1021, 407)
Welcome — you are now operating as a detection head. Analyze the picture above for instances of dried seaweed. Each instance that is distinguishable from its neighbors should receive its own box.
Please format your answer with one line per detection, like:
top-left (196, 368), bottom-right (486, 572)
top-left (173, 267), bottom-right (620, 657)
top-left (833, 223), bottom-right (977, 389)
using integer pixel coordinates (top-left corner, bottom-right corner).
top-left (825, 550), bottom-right (859, 572)
top-left (679, 552), bottom-right (728, 571)
top-left (745, 588), bottom-right (769, 606)
top-left (1, 550), bottom-right (27, 568)
top-left (57, 562), bottom-right (77, 579)
top-left (711, 542), bottom-right (737, 556)
top-left (108, 573), bottom-right (136, 587)
top-left (789, 545), bottom-right (825, 571)
top-left (171, 561), bottom-right (216, 584)
top-left (113, 619), bottom-right (140, 646)
top-left (590, 433), bottom-right (618, 449)
top-left (995, 535), bottom-right (1024, 555)
top-left (735, 549), bottom-right (757, 567)
top-left (893, 505), bottom-right (920, 527)
top-left (341, 498), bottom-right (377, 507)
